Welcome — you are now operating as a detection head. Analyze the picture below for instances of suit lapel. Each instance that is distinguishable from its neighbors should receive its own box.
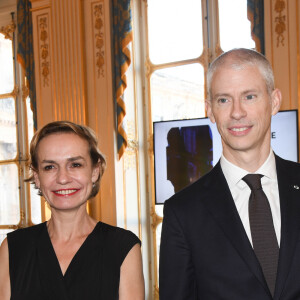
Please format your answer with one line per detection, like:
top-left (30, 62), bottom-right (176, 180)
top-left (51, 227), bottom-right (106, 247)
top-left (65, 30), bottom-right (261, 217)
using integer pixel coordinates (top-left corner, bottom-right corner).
top-left (273, 156), bottom-right (300, 300)
top-left (201, 163), bottom-right (271, 295)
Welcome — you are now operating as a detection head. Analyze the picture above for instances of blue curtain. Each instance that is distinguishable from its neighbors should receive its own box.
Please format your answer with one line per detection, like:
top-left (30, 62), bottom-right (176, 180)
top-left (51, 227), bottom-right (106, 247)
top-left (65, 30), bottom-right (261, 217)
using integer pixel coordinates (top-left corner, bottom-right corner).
top-left (247, 0), bottom-right (265, 54)
top-left (17, 0), bottom-right (37, 129)
top-left (112, 0), bottom-right (133, 159)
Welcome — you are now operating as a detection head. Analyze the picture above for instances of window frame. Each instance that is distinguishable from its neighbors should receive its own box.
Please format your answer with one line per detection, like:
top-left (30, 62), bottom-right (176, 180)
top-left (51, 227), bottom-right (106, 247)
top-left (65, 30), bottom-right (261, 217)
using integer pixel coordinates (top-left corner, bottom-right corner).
top-left (0, 4), bottom-right (41, 244)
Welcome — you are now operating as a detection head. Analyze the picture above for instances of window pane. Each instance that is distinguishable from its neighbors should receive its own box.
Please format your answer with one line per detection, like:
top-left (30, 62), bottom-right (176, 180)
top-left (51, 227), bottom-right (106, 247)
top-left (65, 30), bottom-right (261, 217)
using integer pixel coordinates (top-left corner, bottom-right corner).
top-left (30, 184), bottom-right (42, 224)
top-left (151, 64), bottom-right (205, 122)
top-left (0, 163), bottom-right (20, 225)
top-left (0, 229), bottom-right (13, 245)
top-left (0, 33), bottom-right (14, 94)
top-left (26, 97), bottom-right (42, 224)
top-left (26, 97), bottom-right (35, 143)
top-left (148, 0), bottom-right (203, 64)
top-left (0, 97), bottom-right (17, 160)
top-left (155, 205), bottom-right (163, 218)
top-left (218, 0), bottom-right (255, 51)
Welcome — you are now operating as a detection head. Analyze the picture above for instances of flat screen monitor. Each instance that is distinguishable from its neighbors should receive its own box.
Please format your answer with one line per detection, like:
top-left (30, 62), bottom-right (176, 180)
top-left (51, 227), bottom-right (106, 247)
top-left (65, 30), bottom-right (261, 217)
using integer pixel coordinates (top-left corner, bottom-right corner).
top-left (153, 109), bottom-right (299, 204)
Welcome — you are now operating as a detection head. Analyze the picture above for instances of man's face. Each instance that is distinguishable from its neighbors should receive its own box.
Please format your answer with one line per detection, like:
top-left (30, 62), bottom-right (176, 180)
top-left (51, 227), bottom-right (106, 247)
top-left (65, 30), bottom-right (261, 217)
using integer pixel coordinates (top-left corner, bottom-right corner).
top-left (206, 64), bottom-right (281, 160)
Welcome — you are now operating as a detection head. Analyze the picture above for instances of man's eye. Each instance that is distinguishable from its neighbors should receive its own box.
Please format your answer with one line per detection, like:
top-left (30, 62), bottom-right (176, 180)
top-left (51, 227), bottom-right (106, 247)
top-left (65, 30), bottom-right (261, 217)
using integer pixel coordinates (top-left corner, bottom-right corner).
top-left (218, 98), bottom-right (228, 104)
top-left (245, 94), bottom-right (255, 100)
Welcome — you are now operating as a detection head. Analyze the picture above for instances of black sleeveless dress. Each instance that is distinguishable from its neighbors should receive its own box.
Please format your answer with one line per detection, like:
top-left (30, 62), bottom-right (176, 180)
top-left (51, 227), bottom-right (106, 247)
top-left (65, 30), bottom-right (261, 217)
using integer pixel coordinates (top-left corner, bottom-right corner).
top-left (7, 222), bottom-right (140, 300)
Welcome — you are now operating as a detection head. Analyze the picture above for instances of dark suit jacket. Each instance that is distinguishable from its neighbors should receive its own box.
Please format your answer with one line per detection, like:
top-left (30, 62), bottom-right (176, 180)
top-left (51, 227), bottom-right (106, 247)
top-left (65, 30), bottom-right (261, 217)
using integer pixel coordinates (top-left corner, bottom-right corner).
top-left (159, 155), bottom-right (300, 300)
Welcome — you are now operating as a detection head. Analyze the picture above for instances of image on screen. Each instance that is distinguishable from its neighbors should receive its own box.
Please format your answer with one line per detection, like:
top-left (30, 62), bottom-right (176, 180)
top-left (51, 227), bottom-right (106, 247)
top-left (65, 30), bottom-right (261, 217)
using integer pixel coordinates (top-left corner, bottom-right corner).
top-left (166, 125), bottom-right (213, 194)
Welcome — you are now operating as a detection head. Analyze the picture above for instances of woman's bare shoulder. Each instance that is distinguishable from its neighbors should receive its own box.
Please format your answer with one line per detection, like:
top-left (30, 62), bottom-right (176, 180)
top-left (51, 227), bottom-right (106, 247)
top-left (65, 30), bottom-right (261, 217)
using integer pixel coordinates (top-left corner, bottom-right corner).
top-left (0, 238), bottom-right (11, 300)
top-left (0, 238), bottom-right (9, 265)
top-left (119, 243), bottom-right (144, 300)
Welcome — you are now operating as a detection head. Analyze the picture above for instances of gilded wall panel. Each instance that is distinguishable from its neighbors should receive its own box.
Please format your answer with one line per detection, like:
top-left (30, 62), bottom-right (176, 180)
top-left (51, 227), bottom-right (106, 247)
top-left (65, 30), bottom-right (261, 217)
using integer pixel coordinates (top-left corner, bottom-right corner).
top-left (274, 0), bottom-right (286, 47)
top-left (92, 2), bottom-right (105, 77)
top-left (83, 0), bottom-right (117, 226)
top-left (31, 4), bottom-right (54, 127)
top-left (38, 15), bottom-right (50, 87)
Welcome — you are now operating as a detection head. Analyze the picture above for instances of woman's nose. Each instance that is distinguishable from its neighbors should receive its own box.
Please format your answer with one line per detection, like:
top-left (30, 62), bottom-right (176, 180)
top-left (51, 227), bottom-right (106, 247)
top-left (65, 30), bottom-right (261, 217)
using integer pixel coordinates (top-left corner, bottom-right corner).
top-left (56, 168), bottom-right (71, 184)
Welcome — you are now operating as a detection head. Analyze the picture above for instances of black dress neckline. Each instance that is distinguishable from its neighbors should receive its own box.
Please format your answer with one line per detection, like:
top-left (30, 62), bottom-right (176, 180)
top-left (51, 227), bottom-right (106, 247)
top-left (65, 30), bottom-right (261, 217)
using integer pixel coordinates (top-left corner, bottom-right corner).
top-left (43, 221), bottom-right (102, 277)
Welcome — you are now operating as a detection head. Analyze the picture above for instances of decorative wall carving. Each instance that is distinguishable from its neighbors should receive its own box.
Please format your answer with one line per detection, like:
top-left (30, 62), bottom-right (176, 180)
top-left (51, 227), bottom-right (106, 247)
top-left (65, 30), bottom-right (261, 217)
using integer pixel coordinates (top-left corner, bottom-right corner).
top-left (38, 16), bottom-right (50, 86)
top-left (93, 2), bottom-right (105, 77)
top-left (0, 19), bottom-right (15, 40)
top-left (274, 0), bottom-right (286, 47)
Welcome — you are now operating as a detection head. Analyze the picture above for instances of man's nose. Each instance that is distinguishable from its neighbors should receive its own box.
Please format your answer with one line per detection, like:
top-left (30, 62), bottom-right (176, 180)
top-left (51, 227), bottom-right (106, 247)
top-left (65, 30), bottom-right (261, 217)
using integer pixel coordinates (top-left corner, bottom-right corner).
top-left (230, 99), bottom-right (247, 120)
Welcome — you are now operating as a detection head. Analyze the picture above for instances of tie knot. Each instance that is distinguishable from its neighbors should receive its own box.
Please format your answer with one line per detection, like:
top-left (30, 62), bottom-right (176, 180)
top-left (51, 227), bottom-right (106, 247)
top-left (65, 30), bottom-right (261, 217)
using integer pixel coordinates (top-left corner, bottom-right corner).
top-left (242, 174), bottom-right (263, 190)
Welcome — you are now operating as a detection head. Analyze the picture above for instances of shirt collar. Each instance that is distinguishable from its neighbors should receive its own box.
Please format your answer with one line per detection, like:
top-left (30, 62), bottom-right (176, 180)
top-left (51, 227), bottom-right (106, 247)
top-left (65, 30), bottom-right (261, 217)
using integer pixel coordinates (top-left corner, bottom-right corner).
top-left (220, 149), bottom-right (276, 190)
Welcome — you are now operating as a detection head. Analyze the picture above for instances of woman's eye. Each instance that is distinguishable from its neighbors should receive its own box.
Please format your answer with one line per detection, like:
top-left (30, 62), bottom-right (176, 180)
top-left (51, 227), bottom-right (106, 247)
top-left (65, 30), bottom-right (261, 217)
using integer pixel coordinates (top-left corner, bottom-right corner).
top-left (71, 163), bottom-right (82, 168)
top-left (44, 165), bottom-right (54, 171)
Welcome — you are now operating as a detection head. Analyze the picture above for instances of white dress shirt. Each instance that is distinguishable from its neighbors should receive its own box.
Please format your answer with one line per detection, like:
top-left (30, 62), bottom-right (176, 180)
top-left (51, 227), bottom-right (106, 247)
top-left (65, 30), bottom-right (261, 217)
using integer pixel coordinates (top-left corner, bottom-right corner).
top-left (220, 150), bottom-right (281, 246)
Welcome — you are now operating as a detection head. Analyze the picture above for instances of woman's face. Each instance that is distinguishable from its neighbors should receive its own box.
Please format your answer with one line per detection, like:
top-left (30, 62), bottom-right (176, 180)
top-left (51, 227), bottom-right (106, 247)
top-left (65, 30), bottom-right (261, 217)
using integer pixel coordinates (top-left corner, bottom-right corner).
top-left (33, 133), bottom-right (100, 212)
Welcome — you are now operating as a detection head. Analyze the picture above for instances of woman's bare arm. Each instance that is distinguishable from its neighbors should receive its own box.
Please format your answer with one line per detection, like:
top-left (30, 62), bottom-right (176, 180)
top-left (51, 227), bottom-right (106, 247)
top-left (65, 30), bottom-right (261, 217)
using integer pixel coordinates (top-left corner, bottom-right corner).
top-left (0, 238), bottom-right (10, 300)
top-left (119, 243), bottom-right (145, 300)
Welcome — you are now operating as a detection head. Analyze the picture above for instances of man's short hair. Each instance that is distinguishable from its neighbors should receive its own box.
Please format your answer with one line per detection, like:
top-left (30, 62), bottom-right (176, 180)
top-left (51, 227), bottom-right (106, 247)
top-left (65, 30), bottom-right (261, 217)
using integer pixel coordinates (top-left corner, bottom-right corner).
top-left (207, 48), bottom-right (275, 99)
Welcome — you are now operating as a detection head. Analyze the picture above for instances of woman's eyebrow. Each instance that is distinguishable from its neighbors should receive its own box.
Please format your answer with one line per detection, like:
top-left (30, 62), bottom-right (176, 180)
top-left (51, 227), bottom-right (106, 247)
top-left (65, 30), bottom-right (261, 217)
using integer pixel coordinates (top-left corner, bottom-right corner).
top-left (40, 156), bottom-right (85, 164)
top-left (67, 156), bottom-right (85, 162)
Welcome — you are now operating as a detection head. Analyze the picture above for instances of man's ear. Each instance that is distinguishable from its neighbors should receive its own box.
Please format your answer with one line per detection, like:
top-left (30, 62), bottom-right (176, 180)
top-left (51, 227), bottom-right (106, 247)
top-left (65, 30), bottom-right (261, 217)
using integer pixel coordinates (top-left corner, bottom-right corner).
top-left (205, 99), bottom-right (216, 123)
top-left (271, 88), bottom-right (282, 116)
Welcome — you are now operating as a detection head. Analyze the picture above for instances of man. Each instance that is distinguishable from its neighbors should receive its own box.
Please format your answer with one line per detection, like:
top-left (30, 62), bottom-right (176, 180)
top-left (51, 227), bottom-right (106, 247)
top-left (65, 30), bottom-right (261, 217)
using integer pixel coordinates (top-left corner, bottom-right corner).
top-left (159, 48), bottom-right (300, 300)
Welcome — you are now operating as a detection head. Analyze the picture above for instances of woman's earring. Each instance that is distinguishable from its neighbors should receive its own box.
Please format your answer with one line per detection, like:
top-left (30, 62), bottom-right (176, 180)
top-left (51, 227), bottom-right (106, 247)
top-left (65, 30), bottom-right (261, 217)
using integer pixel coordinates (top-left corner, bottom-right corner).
top-left (35, 185), bottom-right (42, 196)
top-left (92, 182), bottom-right (96, 188)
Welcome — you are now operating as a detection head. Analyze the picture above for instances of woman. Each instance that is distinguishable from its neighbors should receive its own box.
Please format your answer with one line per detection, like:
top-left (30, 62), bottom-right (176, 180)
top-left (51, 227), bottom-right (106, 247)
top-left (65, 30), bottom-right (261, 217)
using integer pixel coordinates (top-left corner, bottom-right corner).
top-left (0, 121), bottom-right (145, 300)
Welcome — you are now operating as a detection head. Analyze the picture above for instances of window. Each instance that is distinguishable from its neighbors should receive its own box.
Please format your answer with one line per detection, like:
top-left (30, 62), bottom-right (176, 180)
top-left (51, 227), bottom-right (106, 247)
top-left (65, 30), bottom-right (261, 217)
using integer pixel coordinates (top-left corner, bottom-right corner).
top-left (130, 0), bottom-right (259, 298)
top-left (0, 9), bottom-right (41, 245)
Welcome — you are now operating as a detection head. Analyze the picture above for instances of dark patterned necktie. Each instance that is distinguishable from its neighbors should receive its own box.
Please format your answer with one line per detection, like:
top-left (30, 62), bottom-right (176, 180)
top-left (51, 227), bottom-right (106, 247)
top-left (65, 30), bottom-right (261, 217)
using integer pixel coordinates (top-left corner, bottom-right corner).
top-left (243, 174), bottom-right (279, 296)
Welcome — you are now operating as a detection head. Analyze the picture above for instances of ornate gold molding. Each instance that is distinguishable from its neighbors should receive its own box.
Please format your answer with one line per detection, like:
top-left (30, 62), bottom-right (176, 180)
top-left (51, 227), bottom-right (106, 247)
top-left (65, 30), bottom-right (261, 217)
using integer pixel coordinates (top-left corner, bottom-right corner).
top-left (148, 133), bottom-right (153, 155)
top-left (274, 0), bottom-right (286, 47)
top-left (154, 286), bottom-right (159, 300)
top-left (151, 205), bottom-right (162, 300)
top-left (93, 2), bottom-right (105, 77)
top-left (145, 57), bottom-right (152, 78)
top-left (0, 224), bottom-right (18, 229)
top-left (124, 139), bottom-right (138, 170)
top-left (215, 44), bottom-right (223, 58)
top-left (38, 16), bottom-right (50, 86)
top-left (22, 84), bottom-right (29, 101)
top-left (0, 20), bottom-right (16, 40)
top-left (20, 209), bottom-right (25, 222)
top-left (11, 85), bottom-right (19, 98)
top-left (124, 120), bottom-right (138, 169)
top-left (150, 207), bottom-right (163, 230)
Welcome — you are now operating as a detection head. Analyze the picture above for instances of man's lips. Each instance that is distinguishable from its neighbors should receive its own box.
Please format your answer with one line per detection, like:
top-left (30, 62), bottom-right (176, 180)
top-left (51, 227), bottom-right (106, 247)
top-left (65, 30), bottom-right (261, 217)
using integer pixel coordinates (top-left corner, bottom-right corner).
top-left (52, 189), bottom-right (80, 196)
top-left (228, 125), bottom-right (252, 135)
